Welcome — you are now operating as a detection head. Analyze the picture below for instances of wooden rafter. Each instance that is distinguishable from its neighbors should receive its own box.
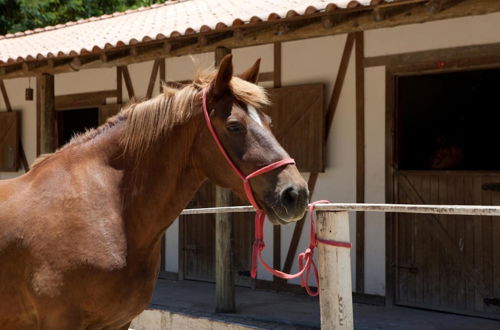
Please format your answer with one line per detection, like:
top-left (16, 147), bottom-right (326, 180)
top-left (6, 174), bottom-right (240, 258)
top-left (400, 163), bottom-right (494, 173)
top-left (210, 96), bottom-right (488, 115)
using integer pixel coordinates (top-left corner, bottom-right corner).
top-left (282, 33), bottom-right (355, 276)
top-left (0, 80), bottom-right (30, 172)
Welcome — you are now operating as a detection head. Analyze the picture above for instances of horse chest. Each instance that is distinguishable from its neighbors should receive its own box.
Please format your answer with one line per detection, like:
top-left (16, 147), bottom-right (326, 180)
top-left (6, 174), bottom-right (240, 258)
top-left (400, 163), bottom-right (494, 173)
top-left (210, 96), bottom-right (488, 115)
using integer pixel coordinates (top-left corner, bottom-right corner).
top-left (79, 250), bottom-right (161, 324)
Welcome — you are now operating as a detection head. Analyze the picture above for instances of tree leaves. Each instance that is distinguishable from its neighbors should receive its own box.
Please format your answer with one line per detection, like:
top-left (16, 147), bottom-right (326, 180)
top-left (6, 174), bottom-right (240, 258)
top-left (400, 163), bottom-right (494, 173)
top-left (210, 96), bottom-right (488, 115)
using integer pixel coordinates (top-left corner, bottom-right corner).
top-left (0, 0), bottom-right (166, 35)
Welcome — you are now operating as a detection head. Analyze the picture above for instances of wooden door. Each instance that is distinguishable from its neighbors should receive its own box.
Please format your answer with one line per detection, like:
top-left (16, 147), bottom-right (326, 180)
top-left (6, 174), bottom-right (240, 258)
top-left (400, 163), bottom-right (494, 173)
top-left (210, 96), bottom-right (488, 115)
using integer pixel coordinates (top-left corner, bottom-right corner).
top-left (180, 183), bottom-right (253, 284)
top-left (0, 111), bottom-right (19, 171)
top-left (180, 84), bottom-right (325, 284)
top-left (395, 171), bottom-right (500, 318)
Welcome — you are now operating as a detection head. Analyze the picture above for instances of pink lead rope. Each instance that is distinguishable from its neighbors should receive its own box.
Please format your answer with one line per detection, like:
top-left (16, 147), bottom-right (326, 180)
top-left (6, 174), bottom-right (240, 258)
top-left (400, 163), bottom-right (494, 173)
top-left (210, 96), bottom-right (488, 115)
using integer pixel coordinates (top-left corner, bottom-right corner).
top-left (202, 88), bottom-right (352, 296)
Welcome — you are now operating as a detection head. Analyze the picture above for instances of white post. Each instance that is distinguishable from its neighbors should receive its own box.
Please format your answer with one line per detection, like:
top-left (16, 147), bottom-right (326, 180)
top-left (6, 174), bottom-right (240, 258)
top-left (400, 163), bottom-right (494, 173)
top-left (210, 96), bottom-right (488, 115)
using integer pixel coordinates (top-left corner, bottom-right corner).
top-left (316, 211), bottom-right (353, 330)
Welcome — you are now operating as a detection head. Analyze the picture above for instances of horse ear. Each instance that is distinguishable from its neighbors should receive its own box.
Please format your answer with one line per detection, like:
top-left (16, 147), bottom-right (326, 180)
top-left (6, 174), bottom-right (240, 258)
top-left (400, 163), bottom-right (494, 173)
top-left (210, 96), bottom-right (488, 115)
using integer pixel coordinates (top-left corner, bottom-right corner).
top-left (212, 54), bottom-right (233, 98)
top-left (240, 58), bottom-right (261, 84)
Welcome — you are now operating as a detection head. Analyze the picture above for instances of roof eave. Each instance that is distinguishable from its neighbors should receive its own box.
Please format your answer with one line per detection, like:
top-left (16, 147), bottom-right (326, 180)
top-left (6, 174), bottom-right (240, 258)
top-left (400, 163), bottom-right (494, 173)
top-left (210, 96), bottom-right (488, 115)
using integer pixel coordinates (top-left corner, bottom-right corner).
top-left (1, 0), bottom-right (499, 80)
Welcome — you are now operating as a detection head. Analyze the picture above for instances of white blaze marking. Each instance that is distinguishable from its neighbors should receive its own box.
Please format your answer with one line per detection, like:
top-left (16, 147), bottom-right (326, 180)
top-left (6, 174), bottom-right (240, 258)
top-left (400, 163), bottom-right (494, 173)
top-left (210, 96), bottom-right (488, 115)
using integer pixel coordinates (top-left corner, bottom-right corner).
top-left (248, 105), bottom-right (263, 127)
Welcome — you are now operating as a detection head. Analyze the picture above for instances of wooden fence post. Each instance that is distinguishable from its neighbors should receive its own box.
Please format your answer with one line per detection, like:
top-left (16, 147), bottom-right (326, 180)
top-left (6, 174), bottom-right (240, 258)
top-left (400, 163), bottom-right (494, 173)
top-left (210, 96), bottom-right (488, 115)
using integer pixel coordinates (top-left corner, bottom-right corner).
top-left (215, 187), bottom-right (235, 312)
top-left (316, 211), bottom-right (353, 330)
top-left (214, 46), bottom-right (235, 313)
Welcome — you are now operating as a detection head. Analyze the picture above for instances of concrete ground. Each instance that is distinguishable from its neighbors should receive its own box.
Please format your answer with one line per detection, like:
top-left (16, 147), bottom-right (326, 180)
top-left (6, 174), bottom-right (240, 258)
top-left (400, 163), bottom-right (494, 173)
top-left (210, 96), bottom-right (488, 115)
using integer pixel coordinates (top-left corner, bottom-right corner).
top-left (149, 279), bottom-right (500, 330)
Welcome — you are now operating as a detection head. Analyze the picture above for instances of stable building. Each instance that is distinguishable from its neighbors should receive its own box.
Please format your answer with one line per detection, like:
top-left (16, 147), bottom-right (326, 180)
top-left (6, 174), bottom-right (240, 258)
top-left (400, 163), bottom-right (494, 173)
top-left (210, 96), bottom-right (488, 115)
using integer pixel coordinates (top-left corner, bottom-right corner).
top-left (0, 0), bottom-right (499, 324)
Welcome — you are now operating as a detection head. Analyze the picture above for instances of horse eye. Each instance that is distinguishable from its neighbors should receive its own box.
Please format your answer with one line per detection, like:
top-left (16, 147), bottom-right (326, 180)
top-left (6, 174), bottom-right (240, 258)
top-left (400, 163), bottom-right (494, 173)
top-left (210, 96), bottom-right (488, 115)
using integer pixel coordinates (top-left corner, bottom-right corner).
top-left (226, 123), bottom-right (244, 134)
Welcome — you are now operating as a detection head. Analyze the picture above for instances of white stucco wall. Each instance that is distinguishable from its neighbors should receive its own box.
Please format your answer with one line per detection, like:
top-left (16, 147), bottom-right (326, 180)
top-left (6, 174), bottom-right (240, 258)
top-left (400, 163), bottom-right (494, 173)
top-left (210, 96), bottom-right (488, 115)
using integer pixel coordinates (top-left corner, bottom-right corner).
top-left (3, 10), bottom-right (500, 297)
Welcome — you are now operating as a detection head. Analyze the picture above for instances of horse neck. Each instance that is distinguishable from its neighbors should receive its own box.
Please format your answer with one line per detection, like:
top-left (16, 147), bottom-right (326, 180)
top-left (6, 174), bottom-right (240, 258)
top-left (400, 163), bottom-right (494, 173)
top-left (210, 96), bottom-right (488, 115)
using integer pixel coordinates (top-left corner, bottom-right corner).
top-left (117, 116), bottom-right (206, 249)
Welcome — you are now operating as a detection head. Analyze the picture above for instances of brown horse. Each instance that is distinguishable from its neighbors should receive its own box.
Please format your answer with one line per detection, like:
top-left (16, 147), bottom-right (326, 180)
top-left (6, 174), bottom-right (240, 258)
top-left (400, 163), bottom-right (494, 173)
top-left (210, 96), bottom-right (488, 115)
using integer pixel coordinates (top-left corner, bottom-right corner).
top-left (0, 55), bottom-right (308, 329)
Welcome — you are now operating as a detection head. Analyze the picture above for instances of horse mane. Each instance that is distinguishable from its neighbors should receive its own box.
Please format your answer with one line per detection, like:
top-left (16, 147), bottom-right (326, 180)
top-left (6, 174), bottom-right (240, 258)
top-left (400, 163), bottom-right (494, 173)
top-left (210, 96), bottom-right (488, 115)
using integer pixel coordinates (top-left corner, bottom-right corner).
top-left (121, 70), bottom-right (269, 158)
top-left (30, 70), bottom-right (269, 170)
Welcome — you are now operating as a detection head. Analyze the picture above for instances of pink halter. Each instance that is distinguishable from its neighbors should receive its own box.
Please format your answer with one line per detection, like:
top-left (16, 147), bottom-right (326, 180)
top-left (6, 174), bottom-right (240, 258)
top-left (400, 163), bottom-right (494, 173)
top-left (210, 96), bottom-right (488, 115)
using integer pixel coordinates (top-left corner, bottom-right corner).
top-left (201, 88), bottom-right (295, 211)
top-left (201, 87), bottom-right (351, 296)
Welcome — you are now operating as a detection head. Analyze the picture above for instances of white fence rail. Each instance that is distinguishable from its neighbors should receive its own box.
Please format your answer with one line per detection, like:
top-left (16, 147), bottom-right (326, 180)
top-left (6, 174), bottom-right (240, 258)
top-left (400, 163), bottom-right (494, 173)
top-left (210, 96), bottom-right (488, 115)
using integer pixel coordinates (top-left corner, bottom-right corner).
top-left (181, 203), bottom-right (500, 330)
top-left (181, 203), bottom-right (500, 216)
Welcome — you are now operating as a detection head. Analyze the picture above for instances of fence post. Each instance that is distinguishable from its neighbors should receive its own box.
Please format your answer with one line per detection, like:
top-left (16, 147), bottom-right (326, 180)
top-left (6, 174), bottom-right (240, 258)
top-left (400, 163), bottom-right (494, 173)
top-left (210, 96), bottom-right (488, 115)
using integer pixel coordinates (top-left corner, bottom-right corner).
top-left (316, 211), bottom-right (353, 330)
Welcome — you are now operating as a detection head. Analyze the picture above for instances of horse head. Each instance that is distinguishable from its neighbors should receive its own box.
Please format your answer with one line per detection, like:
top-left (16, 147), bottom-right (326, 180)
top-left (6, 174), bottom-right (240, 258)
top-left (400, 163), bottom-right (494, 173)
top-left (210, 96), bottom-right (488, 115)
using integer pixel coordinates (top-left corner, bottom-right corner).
top-left (195, 55), bottom-right (309, 225)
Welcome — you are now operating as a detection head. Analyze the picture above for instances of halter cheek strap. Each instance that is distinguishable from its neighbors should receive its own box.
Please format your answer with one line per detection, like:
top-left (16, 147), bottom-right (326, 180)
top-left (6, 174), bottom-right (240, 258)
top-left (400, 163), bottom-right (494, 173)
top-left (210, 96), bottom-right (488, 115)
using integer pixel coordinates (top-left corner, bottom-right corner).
top-left (201, 87), bottom-right (351, 297)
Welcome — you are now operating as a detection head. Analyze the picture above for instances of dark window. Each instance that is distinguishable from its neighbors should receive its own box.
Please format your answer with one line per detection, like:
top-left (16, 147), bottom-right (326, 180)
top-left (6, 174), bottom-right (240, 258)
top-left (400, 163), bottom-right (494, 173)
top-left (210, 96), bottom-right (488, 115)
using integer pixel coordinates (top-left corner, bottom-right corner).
top-left (397, 69), bottom-right (500, 170)
top-left (56, 108), bottom-right (98, 147)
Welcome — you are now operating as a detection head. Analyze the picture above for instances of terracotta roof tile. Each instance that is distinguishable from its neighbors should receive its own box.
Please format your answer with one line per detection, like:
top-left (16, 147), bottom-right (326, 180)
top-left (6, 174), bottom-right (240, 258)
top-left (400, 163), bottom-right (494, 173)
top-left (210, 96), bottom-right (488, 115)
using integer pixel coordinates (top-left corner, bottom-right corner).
top-left (0, 0), bottom-right (401, 64)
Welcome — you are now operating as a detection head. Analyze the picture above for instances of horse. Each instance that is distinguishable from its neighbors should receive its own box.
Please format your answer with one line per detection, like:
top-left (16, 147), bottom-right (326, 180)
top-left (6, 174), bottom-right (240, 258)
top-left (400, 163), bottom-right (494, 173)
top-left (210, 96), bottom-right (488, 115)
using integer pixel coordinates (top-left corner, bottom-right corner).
top-left (0, 55), bottom-right (308, 329)
top-left (429, 134), bottom-right (464, 170)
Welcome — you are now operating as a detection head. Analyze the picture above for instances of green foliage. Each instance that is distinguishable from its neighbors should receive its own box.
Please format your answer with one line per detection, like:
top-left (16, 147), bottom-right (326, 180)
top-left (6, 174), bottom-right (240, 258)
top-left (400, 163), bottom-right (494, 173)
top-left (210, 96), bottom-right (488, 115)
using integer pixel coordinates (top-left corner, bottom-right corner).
top-left (0, 0), bottom-right (165, 35)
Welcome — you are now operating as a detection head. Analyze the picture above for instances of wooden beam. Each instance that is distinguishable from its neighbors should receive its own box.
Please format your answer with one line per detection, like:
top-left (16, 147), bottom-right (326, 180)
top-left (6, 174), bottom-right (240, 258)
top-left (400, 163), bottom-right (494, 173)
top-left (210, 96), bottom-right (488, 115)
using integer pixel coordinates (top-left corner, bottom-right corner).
top-left (355, 31), bottom-right (365, 294)
top-left (214, 46), bottom-right (235, 313)
top-left (121, 66), bottom-right (135, 99)
top-left (0, 80), bottom-right (12, 111)
top-left (384, 69), bottom-right (396, 306)
top-left (258, 71), bottom-right (274, 82)
top-left (159, 59), bottom-right (166, 93)
top-left (282, 34), bottom-right (355, 275)
top-left (326, 33), bottom-right (356, 137)
top-left (19, 141), bottom-right (29, 171)
top-left (37, 73), bottom-right (55, 155)
top-left (364, 41), bottom-right (500, 69)
top-left (146, 60), bottom-right (161, 99)
top-left (116, 67), bottom-right (123, 104)
top-left (272, 42), bottom-right (282, 284)
top-left (55, 90), bottom-right (117, 110)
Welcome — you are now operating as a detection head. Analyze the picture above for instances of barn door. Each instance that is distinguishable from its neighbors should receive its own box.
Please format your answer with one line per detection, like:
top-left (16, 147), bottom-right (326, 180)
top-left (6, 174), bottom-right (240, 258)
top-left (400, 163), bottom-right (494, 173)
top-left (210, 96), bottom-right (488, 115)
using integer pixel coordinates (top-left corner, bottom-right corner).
top-left (0, 112), bottom-right (19, 171)
top-left (180, 182), bottom-right (253, 285)
top-left (394, 171), bottom-right (500, 319)
top-left (180, 84), bottom-right (325, 284)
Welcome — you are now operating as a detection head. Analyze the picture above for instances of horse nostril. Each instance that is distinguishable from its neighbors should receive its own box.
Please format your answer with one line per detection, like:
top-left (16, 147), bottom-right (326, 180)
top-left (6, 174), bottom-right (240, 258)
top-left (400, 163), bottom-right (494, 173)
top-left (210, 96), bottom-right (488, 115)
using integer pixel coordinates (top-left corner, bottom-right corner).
top-left (281, 186), bottom-right (299, 208)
